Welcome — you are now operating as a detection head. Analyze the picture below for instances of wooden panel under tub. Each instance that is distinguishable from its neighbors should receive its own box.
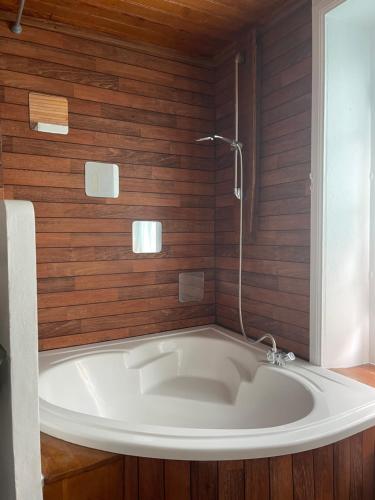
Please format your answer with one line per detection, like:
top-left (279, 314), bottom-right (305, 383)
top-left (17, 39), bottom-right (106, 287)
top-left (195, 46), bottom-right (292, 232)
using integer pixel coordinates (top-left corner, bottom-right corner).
top-left (42, 430), bottom-right (375, 500)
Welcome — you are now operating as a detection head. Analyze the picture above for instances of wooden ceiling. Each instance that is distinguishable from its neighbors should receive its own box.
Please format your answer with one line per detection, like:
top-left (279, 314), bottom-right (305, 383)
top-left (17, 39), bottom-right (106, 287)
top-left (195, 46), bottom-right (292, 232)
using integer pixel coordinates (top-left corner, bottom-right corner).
top-left (0, 0), bottom-right (294, 58)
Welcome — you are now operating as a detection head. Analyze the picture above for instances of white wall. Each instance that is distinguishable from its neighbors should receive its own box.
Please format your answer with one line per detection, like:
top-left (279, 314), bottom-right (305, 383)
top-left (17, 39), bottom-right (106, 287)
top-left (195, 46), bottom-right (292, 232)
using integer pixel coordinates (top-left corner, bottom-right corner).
top-left (323, 12), bottom-right (372, 367)
top-left (0, 201), bottom-right (42, 500)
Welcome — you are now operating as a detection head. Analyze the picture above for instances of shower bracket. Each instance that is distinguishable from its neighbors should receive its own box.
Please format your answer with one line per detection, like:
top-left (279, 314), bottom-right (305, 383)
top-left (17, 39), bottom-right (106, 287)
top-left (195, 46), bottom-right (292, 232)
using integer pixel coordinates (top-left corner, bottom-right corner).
top-left (10, 0), bottom-right (26, 34)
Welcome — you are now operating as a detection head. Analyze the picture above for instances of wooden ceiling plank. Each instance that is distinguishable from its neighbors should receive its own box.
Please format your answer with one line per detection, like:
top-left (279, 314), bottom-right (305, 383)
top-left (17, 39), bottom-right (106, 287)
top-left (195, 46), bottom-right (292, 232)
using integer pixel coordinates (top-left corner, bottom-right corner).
top-left (37, 0), bottom-right (223, 47)
top-left (81, 0), bottom-right (238, 37)
top-left (0, 0), bottom-right (296, 58)
top-left (125, 0), bottom-right (242, 27)
top-left (21, 0), bottom-right (221, 57)
top-left (159, 0), bottom-right (246, 21)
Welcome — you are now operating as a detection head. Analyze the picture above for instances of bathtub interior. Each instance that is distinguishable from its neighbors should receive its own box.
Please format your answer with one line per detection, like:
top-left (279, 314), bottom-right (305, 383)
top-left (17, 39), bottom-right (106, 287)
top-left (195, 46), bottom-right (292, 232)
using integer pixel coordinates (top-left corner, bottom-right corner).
top-left (39, 329), bottom-right (315, 429)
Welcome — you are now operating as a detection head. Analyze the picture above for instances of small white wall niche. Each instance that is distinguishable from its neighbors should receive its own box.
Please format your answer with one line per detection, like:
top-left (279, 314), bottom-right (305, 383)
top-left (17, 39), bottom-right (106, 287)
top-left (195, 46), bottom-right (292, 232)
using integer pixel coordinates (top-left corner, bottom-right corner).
top-left (0, 200), bottom-right (42, 500)
top-left (85, 162), bottom-right (119, 198)
top-left (132, 221), bottom-right (162, 253)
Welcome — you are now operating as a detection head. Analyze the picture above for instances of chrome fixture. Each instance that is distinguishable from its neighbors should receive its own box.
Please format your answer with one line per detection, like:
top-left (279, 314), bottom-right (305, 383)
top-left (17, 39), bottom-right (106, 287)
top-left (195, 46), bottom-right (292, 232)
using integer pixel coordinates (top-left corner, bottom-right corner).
top-left (251, 334), bottom-right (295, 367)
top-left (196, 135), bottom-right (243, 199)
top-left (196, 51), bottom-right (295, 367)
top-left (10, 0), bottom-right (26, 34)
top-left (267, 350), bottom-right (296, 367)
top-left (196, 134), bottom-right (242, 150)
top-left (234, 52), bottom-right (244, 200)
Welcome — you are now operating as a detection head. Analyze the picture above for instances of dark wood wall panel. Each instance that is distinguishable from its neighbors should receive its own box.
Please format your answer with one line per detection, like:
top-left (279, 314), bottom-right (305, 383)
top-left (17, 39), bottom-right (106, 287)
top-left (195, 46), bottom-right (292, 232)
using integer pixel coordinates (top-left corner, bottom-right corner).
top-left (215, 1), bottom-right (312, 359)
top-left (0, 20), bottom-right (216, 350)
top-left (43, 428), bottom-right (375, 500)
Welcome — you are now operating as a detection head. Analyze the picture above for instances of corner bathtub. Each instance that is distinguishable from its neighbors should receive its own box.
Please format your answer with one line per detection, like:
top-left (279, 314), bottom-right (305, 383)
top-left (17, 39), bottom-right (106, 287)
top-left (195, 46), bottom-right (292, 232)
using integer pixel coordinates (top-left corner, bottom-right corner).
top-left (39, 325), bottom-right (375, 460)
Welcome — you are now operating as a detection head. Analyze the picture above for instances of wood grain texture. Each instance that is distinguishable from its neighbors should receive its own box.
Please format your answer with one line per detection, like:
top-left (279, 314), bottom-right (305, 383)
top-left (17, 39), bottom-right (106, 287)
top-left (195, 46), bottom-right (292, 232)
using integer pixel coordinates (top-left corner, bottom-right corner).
top-left (43, 443), bottom-right (123, 500)
top-left (293, 451), bottom-right (314, 500)
top-left (334, 438), bottom-right (351, 499)
top-left (138, 458), bottom-right (164, 500)
top-left (164, 460), bottom-right (191, 500)
top-left (350, 433), bottom-right (363, 500)
top-left (313, 445), bottom-right (334, 500)
top-left (43, 428), bottom-right (375, 500)
top-left (333, 364), bottom-right (375, 387)
top-left (270, 456), bottom-right (293, 500)
top-left (215, 1), bottom-right (312, 360)
top-left (0, 19), bottom-right (216, 350)
top-left (124, 456), bottom-right (139, 500)
top-left (29, 92), bottom-right (68, 128)
top-left (218, 460), bottom-right (244, 500)
top-left (0, 0), bottom-right (294, 58)
top-left (43, 481), bottom-right (63, 500)
top-left (245, 458), bottom-right (270, 499)
top-left (60, 458), bottom-right (123, 500)
top-left (362, 427), bottom-right (375, 500)
top-left (191, 461), bottom-right (218, 500)
top-left (41, 433), bottom-right (118, 485)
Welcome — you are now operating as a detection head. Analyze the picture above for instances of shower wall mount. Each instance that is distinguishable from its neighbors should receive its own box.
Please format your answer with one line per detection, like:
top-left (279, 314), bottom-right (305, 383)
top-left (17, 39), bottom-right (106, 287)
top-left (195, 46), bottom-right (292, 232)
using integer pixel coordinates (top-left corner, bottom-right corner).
top-left (10, 0), bottom-right (26, 34)
top-left (195, 40), bottom-right (261, 348)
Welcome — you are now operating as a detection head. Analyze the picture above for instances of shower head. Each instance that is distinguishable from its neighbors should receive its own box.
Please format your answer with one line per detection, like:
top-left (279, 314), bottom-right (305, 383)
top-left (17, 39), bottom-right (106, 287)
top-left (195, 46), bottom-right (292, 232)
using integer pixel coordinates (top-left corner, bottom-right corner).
top-left (195, 135), bottom-right (215, 142)
top-left (196, 134), bottom-right (243, 200)
top-left (196, 134), bottom-right (242, 150)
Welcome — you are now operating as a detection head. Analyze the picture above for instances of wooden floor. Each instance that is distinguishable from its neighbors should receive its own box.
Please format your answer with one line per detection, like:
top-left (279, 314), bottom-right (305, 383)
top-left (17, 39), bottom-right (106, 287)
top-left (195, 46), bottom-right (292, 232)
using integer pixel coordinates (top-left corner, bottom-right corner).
top-left (332, 364), bottom-right (375, 389)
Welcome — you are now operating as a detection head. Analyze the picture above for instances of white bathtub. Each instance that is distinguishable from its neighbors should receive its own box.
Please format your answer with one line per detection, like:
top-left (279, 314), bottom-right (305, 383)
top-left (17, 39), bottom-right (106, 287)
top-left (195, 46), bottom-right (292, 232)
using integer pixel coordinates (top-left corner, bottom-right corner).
top-left (39, 325), bottom-right (375, 460)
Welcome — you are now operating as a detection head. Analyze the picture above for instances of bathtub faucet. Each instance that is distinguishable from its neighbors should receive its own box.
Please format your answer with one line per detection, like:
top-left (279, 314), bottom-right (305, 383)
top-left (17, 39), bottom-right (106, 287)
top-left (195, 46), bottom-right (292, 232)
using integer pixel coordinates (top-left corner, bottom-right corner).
top-left (250, 333), bottom-right (295, 367)
top-left (266, 350), bottom-right (296, 367)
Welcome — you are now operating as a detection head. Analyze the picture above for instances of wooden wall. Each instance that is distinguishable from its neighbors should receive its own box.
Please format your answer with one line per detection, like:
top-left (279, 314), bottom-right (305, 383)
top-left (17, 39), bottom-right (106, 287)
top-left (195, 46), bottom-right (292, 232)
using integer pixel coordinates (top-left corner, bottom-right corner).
top-left (215, 1), bottom-right (312, 359)
top-left (0, 1), bottom-right (313, 355)
top-left (43, 428), bottom-right (375, 500)
top-left (0, 20), bottom-right (216, 350)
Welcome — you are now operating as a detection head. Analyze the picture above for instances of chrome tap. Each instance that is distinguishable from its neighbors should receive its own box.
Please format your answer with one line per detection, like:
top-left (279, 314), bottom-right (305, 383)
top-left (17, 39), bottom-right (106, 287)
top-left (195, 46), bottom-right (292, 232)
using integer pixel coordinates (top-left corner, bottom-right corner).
top-left (266, 349), bottom-right (295, 367)
top-left (248, 332), bottom-right (295, 367)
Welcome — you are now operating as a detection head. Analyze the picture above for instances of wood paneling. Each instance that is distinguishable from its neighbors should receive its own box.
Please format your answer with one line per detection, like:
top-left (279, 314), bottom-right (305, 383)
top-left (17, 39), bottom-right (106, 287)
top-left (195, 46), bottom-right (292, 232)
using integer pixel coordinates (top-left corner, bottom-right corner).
top-left (164, 460), bottom-right (191, 500)
top-left (0, 19), bottom-right (216, 350)
top-left (43, 457), bottom-right (124, 500)
top-left (191, 461), bottom-right (218, 500)
top-left (215, 0), bottom-right (312, 359)
top-left (29, 92), bottom-right (68, 128)
top-left (41, 434), bottom-right (119, 485)
top-left (0, 0), bottom-right (295, 58)
top-left (138, 458), bottom-right (164, 500)
top-left (42, 429), bottom-right (375, 500)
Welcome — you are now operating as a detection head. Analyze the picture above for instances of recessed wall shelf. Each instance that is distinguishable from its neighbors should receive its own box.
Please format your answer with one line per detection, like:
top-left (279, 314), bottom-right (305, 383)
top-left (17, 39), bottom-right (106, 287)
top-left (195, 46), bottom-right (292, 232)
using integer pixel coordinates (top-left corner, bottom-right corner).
top-left (132, 221), bottom-right (162, 253)
top-left (85, 162), bottom-right (119, 198)
top-left (29, 93), bottom-right (69, 135)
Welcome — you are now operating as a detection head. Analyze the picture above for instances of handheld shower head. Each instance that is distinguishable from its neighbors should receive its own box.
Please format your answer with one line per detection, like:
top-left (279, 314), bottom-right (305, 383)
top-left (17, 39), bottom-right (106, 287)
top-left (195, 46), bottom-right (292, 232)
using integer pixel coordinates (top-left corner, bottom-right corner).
top-left (195, 136), bottom-right (215, 142)
top-left (196, 134), bottom-right (243, 200)
top-left (195, 134), bottom-right (242, 150)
